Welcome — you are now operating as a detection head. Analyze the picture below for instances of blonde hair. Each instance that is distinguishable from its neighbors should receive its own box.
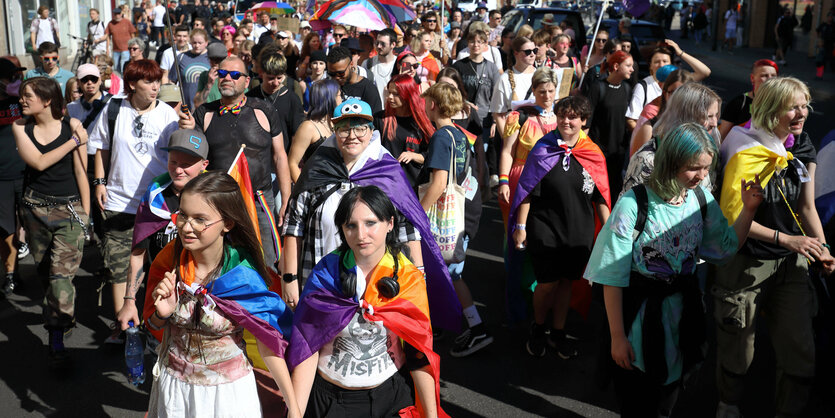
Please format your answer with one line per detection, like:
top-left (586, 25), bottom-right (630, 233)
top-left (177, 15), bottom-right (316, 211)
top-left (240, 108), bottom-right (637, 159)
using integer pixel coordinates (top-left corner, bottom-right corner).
top-left (517, 24), bottom-right (535, 40)
top-left (750, 77), bottom-right (811, 133)
top-left (421, 82), bottom-right (463, 119)
top-left (531, 66), bottom-right (559, 90)
top-left (411, 30), bottom-right (433, 53)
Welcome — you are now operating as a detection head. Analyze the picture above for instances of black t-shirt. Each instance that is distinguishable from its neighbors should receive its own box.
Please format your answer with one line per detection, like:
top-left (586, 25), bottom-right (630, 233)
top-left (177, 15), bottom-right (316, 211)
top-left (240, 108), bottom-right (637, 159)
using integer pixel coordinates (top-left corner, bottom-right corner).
top-left (0, 97), bottom-right (25, 181)
top-left (246, 84), bottom-right (304, 152)
top-left (721, 93), bottom-right (753, 127)
top-left (176, 5), bottom-right (195, 25)
top-left (738, 131), bottom-right (817, 259)
top-left (587, 79), bottom-right (632, 158)
top-left (342, 77), bottom-right (383, 116)
top-left (196, 97), bottom-right (286, 191)
top-left (135, 186), bottom-right (179, 260)
top-left (528, 152), bottom-right (604, 251)
top-left (379, 116), bottom-right (427, 188)
top-left (424, 125), bottom-right (482, 238)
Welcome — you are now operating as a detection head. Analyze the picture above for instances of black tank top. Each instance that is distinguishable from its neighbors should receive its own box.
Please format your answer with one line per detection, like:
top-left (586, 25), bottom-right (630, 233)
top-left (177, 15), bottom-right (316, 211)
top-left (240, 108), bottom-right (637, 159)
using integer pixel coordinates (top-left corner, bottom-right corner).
top-left (24, 118), bottom-right (80, 197)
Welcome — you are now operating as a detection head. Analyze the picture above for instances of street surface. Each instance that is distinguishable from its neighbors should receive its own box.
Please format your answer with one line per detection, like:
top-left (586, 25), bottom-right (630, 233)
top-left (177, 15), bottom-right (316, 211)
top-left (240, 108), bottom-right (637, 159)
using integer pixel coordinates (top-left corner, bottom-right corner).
top-left (0, 15), bottom-right (833, 418)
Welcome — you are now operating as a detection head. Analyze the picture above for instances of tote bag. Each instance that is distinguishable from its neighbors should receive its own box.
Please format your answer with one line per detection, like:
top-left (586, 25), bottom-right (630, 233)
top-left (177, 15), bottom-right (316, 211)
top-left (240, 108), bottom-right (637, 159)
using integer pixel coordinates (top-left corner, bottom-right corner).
top-left (419, 130), bottom-right (467, 263)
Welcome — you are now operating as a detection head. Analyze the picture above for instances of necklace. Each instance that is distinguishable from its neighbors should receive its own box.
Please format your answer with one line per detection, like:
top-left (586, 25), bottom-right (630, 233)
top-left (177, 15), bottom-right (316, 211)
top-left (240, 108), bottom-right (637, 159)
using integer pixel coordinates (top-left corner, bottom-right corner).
top-left (607, 82), bottom-right (622, 89)
top-left (468, 58), bottom-right (486, 86)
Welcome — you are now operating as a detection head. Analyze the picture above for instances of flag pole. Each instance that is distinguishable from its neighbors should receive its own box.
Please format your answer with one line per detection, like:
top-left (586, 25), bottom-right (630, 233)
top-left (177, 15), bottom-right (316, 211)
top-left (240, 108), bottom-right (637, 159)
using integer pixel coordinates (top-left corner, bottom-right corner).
top-left (228, 144), bottom-right (247, 174)
top-left (164, 2), bottom-right (189, 109)
top-left (578, 0), bottom-right (610, 89)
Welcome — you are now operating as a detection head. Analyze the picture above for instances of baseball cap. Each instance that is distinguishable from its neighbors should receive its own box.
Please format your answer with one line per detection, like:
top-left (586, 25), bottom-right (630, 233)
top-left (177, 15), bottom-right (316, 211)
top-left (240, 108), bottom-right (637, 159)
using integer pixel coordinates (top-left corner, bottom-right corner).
top-left (76, 63), bottom-right (100, 79)
top-left (0, 58), bottom-right (26, 77)
top-left (163, 129), bottom-right (209, 159)
top-left (159, 84), bottom-right (182, 104)
top-left (277, 31), bottom-right (290, 39)
top-left (332, 97), bottom-right (373, 123)
top-left (340, 37), bottom-right (362, 53)
top-left (207, 42), bottom-right (228, 60)
top-left (300, 21), bottom-right (311, 29)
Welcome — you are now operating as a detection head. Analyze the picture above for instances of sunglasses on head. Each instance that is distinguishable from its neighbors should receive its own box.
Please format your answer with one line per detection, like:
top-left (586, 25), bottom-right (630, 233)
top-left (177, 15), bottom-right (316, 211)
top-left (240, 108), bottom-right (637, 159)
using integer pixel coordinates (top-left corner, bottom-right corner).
top-left (217, 69), bottom-right (245, 80)
top-left (80, 76), bottom-right (99, 83)
top-left (520, 48), bottom-right (539, 56)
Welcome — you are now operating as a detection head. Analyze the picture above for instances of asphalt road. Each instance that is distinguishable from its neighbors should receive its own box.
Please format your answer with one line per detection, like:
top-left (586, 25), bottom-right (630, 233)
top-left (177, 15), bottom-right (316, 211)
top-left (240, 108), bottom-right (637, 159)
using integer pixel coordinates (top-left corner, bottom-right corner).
top-left (0, 22), bottom-right (833, 418)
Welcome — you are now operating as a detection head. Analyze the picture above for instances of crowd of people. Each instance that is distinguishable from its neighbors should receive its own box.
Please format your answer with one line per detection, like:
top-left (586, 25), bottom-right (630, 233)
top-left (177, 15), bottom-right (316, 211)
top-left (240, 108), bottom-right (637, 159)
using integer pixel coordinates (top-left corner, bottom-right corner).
top-left (1, 1), bottom-right (834, 417)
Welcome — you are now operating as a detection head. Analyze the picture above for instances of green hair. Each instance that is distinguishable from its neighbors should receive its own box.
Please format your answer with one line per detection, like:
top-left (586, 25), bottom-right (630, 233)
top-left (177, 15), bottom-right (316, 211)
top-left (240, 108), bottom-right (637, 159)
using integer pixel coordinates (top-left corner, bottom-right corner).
top-left (750, 77), bottom-right (811, 133)
top-left (648, 122), bottom-right (718, 201)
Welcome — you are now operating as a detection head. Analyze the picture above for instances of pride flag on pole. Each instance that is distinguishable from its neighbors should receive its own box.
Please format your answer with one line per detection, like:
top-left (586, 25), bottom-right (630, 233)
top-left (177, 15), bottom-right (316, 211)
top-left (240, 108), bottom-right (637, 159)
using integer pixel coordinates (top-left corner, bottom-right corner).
top-left (227, 146), bottom-right (262, 244)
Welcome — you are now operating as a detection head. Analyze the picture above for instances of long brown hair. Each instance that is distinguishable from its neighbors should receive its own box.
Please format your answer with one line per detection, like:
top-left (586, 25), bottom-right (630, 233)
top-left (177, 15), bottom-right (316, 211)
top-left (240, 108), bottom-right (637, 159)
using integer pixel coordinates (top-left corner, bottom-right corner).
top-left (20, 77), bottom-right (63, 120)
top-left (178, 171), bottom-right (272, 287)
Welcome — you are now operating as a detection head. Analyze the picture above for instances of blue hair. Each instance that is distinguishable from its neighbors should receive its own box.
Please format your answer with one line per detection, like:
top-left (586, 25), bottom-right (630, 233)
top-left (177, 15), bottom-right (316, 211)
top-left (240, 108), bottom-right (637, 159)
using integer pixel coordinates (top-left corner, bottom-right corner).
top-left (648, 122), bottom-right (718, 200)
top-left (308, 79), bottom-right (341, 121)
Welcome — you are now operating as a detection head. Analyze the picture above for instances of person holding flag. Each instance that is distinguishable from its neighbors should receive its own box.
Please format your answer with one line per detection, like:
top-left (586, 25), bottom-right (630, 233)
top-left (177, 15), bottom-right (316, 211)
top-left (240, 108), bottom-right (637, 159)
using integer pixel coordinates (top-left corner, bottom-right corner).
top-left (143, 171), bottom-right (299, 417)
top-left (714, 77), bottom-right (834, 418)
top-left (178, 56), bottom-right (291, 279)
top-left (288, 186), bottom-right (444, 417)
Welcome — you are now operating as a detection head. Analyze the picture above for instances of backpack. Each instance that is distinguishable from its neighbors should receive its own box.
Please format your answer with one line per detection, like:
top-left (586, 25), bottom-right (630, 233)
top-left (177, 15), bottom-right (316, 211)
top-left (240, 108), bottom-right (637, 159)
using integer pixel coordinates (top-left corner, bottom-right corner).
top-left (631, 184), bottom-right (707, 240)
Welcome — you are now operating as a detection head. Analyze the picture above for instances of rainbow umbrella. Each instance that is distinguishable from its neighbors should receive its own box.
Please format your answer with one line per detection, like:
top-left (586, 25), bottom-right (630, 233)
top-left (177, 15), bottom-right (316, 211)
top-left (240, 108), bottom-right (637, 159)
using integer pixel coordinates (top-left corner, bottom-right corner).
top-left (311, 0), bottom-right (416, 31)
top-left (248, 1), bottom-right (295, 15)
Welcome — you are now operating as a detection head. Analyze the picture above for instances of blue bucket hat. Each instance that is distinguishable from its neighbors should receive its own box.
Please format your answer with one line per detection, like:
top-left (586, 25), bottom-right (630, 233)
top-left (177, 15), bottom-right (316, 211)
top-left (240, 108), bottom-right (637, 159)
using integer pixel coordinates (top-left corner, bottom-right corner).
top-left (332, 97), bottom-right (374, 123)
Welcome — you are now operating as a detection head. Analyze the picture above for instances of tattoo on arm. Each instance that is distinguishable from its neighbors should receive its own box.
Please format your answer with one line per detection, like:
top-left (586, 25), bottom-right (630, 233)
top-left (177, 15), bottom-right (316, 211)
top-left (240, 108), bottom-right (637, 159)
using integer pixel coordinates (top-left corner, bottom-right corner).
top-left (129, 269), bottom-right (144, 297)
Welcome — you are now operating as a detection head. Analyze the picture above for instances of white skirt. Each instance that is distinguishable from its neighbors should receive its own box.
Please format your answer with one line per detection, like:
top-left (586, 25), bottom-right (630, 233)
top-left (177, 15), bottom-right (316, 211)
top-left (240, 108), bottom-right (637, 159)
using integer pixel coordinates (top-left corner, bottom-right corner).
top-left (147, 361), bottom-right (262, 418)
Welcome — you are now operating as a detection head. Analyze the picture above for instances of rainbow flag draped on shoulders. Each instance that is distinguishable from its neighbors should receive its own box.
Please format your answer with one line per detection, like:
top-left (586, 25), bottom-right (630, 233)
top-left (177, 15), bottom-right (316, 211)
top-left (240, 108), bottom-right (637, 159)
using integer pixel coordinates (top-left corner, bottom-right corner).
top-left (287, 250), bottom-right (447, 418)
top-left (719, 125), bottom-right (793, 225)
top-left (506, 130), bottom-right (610, 321)
top-left (132, 172), bottom-right (174, 249)
top-left (142, 242), bottom-right (292, 359)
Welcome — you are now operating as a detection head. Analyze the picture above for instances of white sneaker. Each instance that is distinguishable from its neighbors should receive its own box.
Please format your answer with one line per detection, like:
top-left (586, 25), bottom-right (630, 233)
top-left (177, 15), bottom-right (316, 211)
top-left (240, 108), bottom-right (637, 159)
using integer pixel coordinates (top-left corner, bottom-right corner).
top-left (716, 401), bottom-right (741, 418)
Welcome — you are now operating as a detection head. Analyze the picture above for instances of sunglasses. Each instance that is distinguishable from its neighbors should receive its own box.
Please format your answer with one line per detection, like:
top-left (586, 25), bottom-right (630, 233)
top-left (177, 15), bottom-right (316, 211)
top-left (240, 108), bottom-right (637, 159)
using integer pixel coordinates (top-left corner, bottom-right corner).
top-left (425, 19), bottom-right (437, 23)
top-left (42, 56), bottom-right (59, 62)
top-left (595, 38), bottom-right (608, 43)
top-left (129, 46), bottom-right (142, 51)
top-left (217, 69), bottom-right (245, 80)
top-left (327, 68), bottom-right (349, 77)
top-left (333, 33), bottom-right (346, 38)
top-left (80, 76), bottom-right (99, 84)
top-left (519, 48), bottom-right (539, 56)
top-left (402, 63), bottom-right (420, 70)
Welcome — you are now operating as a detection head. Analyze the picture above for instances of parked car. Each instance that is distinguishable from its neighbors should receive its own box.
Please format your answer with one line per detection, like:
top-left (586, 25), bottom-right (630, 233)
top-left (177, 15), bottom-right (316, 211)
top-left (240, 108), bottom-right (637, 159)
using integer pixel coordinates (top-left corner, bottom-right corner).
top-left (588, 18), bottom-right (665, 76)
top-left (501, 7), bottom-right (588, 51)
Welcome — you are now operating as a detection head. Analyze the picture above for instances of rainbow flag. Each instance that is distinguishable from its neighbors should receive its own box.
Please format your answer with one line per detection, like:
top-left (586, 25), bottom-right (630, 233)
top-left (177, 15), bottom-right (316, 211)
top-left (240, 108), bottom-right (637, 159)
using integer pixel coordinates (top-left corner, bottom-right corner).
top-left (454, 123), bottom-right (477, 148)
top-left (227, 148), bottom-right (262, 243)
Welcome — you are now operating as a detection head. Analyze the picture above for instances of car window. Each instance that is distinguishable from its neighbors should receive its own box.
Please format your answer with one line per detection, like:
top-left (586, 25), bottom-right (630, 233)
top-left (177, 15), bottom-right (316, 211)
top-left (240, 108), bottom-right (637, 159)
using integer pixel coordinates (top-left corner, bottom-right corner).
top-left (503, 10), bottom-right (523, 32)
top-left (530, 10), bottom-right (567, 30)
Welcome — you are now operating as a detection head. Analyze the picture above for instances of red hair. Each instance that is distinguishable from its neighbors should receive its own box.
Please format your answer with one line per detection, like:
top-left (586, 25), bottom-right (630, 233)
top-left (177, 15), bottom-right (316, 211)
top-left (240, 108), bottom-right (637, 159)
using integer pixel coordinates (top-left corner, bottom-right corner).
top-left (123, 59), bottom-right (164, 100)
top-left (383, 74), bottom-right (435, 143)
top-left (752, 59), bottom-right (779, 74)
top-left (604, 51), bottom-right (631, 73)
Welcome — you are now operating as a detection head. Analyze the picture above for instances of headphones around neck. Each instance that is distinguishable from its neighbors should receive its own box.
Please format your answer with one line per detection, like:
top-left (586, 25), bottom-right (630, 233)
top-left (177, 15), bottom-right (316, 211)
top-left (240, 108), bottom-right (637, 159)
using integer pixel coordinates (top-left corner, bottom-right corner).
top-left (339, 250), bottom-right (400, 299)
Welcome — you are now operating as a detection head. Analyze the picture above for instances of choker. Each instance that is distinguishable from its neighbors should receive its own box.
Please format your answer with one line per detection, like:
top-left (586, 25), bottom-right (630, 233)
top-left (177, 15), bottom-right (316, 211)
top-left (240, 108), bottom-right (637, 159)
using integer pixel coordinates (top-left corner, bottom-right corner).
top-left (607, 83), bottom-right (622, 89)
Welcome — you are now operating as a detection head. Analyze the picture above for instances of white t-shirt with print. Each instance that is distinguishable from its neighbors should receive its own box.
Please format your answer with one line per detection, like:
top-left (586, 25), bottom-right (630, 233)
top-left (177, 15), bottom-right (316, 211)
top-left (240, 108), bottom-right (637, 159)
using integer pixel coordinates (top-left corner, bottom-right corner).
top-left (88, 100), bottom-right (178, 213)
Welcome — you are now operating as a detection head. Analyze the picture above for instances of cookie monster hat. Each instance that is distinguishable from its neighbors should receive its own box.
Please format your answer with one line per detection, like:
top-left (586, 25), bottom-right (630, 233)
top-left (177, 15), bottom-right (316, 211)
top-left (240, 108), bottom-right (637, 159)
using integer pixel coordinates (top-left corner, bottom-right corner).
top-left (332, 97), bottom-right (374, 123)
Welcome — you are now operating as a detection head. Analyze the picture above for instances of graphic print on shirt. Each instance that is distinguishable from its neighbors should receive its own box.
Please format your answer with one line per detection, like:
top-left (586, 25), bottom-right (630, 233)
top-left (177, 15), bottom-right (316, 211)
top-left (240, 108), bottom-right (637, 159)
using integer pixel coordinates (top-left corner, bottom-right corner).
top-left (324, 313), bottom-right (401, 381)
top-left (639, 212), bottom-right (701, 282)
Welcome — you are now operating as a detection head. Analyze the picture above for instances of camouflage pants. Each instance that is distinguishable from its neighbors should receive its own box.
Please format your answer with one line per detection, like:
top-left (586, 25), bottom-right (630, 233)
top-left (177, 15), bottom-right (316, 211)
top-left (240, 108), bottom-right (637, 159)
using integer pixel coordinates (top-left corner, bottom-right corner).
top-left (20, 189), bottom-right (88, 330)
top-left (99, 210), bottom-right (135, 284)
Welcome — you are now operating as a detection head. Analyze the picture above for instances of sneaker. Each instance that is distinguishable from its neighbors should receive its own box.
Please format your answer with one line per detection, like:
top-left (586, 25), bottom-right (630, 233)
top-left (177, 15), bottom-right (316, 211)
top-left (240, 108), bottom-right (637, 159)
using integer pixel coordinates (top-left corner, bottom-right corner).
top-left (17, 242), bottom-right (29, 259)
top-left (1, 273), bottom-right (14, 296)
top-left (525, 323), bottom-right (547, 357)
top-left (450, 327), bottom-right (494, 357)
top-left (489, 174), bottom-right (499, 188)
top-left (548, 329), bottom-right (579, 359)
top-left (716, 401), bottom-right (742, 418)
top-left (48, 329), bottom-right (70, 368)
top-left (104, 323), bottom-right (124, 344)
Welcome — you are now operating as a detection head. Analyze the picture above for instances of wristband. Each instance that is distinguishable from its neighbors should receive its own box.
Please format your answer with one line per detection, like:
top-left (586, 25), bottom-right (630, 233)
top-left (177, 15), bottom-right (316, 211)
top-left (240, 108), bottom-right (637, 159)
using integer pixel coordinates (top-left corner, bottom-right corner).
top-left (153, 311), bottom-right (171, 321)
top-left (93, 177), bottom-right (107, 186)
top-left (71, 135), bottom-right (81, 147)
top-left (282, 273), bottom-right (298, 283)
top-left (516, 224), bottom-right (526, 230)
top-left (775, 231), bottom-right (780, 246)
top-left (498, 174), bottom-right (509, 185)
top-left (823, 243), bottom-right (831, 251)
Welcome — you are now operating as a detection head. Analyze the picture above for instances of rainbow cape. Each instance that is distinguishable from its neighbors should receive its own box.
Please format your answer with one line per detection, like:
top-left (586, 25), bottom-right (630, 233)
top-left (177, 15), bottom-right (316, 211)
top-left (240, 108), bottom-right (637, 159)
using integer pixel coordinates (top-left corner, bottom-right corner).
top-left (287, 250), bottom-right (447, 418)
top-left (142, 242), bottom-right (292, 359)
top-left (292, 136), bottom-right (462, 330)
top-left (506, 130), bottom-right (611, 321)
top-left (132, 172), bottom-right (174, 249)
top-left (719, 126), bottom-right (793, 225)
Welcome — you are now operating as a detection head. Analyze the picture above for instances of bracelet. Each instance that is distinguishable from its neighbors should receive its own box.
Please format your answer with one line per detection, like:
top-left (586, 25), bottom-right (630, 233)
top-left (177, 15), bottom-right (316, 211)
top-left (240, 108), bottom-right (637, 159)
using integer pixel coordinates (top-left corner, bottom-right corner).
top-left (498, 174), bottom-right (509, 185)
top-left (153, 311), bottom-right (171, 321)
top-left (71, 135), bottom-right (81, 147)
top-left (516, 224), bottom-right (526, 230)
top-left (823, 243), bottom-right (831, 251)
top-left (775, 231), bottom-right (780, 246)
top-left (93, 177), bottom-right (107, 186)
top-left (123, 296), bottom-right (135, 300)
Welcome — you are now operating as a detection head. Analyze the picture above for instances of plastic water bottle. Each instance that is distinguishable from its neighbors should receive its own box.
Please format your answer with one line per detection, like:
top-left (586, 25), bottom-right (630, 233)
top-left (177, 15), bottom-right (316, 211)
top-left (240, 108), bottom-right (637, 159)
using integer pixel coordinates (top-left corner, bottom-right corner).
top-left (125, 321), bottom-right (145, 386)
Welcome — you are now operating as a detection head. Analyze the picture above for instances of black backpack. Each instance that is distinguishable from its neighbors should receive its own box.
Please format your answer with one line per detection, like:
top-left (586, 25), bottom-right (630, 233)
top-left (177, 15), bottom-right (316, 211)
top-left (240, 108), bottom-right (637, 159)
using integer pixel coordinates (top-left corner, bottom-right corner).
top-left (631, 184), bottom-right (707, 240)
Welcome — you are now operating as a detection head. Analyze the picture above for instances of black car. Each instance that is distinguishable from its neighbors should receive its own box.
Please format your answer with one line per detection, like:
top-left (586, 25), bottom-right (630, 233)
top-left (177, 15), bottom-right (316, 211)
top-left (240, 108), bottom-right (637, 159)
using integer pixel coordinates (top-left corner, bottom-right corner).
top-left (501, 7), bottom-right (588, 50)
top-left (588, 18), bottom-right (666, 75)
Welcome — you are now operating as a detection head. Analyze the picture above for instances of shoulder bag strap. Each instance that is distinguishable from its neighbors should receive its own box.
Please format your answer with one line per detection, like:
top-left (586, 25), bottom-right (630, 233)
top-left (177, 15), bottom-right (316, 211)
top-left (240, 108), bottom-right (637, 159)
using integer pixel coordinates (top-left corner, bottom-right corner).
top-left (632, 184), bottom-right (649, 240)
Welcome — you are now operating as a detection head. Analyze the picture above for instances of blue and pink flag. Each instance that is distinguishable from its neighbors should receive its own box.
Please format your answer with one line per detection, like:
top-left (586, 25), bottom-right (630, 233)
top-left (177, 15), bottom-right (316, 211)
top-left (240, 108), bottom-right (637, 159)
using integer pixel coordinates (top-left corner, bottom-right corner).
top-left (132, 172), bottom-right (174, 249)
top-left (815, 130), bottom-right (835, 228)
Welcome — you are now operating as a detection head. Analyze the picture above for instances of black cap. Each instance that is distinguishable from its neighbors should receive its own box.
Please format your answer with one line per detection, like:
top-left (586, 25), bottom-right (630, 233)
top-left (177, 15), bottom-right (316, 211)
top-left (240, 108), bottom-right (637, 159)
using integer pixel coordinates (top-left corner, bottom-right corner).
top-left (340, 37), bottom-right (362, 53)
top-left (0, 58), bottom-right (26, 78)
top-left (310, 50), bottom-right (327, 63)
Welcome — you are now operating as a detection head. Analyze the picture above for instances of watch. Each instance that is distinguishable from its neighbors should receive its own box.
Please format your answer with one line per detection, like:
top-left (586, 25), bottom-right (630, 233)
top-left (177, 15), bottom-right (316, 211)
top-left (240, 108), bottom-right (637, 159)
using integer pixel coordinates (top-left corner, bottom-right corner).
top-left (282, 273), bottom-right (297, 283)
